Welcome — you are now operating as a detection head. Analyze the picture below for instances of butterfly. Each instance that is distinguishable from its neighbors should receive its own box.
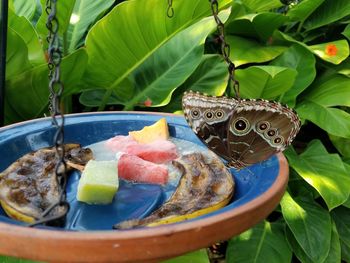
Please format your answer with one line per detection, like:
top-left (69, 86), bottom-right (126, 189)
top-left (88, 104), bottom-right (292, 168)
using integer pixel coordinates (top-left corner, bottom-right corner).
top-left (182, 91), bottom-right (301, 169)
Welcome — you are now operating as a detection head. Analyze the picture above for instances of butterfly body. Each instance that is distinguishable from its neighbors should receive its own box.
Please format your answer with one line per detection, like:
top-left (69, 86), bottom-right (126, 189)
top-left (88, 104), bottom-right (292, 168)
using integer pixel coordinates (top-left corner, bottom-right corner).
top-left (182, 91), bottom-right (300, 169)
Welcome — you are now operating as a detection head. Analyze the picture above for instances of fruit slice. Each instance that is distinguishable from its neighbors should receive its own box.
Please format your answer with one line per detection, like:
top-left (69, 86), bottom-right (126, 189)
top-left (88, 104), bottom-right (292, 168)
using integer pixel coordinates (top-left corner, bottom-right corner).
top-left (118, 154), bottom-right (169, 185)
top-left (77, 160), bottom-right (119, 204)
top-left (129, 118), bottom-right (169, 144)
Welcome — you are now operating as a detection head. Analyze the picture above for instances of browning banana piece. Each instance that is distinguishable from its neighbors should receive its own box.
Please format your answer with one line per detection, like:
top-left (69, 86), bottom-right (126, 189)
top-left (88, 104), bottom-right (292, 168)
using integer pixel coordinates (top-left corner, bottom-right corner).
top-left (0, 144), bottom-right (93, 223)
top-left (114, 152), bottom-right (234, 229)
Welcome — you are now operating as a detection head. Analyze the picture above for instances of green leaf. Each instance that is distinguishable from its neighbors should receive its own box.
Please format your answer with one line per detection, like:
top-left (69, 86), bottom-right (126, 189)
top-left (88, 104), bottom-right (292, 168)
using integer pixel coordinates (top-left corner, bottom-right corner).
top-left (285, 227), bottom-right (313, 263)
top-left (160, 55), bottom-right (228, 113)
top-left (309, 40), bottom-right (349, 65)
top-left (226, 221), bottom-right (292, 263)
top-left (36, 0), bottom-right (76, 48)
top-left (296, 101), bottom-right (350, 138)
top-left (329, 135), bottom-right (350, 158)
top-left (5, 49), bottom-right (88, 123)
top-left (6, 28), bottom-right (32, 79)
top-left (162, 249), bottom-right (209, 263)
top-left (304, 0), bottom-right (350, 30)
top-left (66, 0), bottom-right (115, 53)
top-left (227, 35), bottom-right (286, 66)
top-left (11, 0), bottom-right (37, 20)
top-left (285, 140), bottom-right (350, 210)
top-left (271, 44), bottom-right (316, 106)
top-left (287, 0), bottom-right (325, 22)
top-left (304, 74), bottom-right (350, 107)
top-left (343, 23), bottom-right (350, 41)
top-left (227, 13), bottom-right (288, 42)
top-left (331, 206), bottom-right (350, 261)
top-left (83, 0), bottom-right (231, 109)
top-left (235, 66), bottom-right (297, 100)
top-left (8, 10), bottom-right (45, 66)
top-left (286, 221), bottom-right (340, 263)
top-left (240, 0), bottom-right (283, 12)
top-left (280, 192), bottom-right (332, 262)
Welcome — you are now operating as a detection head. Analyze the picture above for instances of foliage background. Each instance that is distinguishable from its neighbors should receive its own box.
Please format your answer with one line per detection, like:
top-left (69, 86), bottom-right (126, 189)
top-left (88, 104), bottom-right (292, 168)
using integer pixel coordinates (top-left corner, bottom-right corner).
top-left (2, 0), bottom-right (350, 262)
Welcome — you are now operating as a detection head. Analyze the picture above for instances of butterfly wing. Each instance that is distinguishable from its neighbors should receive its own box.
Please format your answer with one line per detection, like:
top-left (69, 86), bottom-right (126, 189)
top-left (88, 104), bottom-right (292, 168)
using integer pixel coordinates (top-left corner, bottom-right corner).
top-left (182, 91), bottom-right (238, 161)
top-left (227, 99), bottom-right (300, 169)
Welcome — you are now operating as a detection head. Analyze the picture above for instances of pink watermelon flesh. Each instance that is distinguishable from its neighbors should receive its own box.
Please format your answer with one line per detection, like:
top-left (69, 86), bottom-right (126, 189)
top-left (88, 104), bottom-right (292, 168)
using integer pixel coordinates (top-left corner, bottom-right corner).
top-left (118, 154), bottom-right (169, 185)
top-left (126, 139), bottom-right (178, 164)
top-left (105, 135), bottom-right (138, 152)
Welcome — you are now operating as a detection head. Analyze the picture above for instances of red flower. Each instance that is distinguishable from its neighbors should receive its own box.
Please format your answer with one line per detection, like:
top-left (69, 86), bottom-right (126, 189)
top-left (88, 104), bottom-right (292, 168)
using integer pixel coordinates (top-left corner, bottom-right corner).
top-left (144, 98), bottom-right (152, 107)
top-left (325, 44), bottom-right (338, 56)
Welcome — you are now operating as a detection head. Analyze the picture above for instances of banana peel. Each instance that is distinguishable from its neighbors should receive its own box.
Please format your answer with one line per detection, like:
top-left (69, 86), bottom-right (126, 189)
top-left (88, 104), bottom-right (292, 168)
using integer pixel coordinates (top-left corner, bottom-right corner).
top-left (114, 152), bottom-right (234, 229)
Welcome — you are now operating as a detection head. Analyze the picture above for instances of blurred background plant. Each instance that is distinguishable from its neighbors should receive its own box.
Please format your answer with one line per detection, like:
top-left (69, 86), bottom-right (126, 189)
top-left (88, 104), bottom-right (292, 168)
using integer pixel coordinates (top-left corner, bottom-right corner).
top-left (3, 0), bottom-right (350, 262)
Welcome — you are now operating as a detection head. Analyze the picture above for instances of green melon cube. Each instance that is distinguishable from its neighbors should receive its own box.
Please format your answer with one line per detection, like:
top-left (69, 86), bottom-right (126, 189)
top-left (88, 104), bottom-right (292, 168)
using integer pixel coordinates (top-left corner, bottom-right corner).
top-left (77, 160), bottom-right (119, 204)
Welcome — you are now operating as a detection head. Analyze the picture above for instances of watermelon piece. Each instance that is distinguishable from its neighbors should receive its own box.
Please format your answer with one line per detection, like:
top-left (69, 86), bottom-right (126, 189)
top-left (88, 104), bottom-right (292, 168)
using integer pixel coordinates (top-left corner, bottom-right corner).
top-left (125, 139), bottom-right (178, 164)
top-left (118, 154), bottom-right (169, 185)
top-left (105, 135), bottom-right (138, 152)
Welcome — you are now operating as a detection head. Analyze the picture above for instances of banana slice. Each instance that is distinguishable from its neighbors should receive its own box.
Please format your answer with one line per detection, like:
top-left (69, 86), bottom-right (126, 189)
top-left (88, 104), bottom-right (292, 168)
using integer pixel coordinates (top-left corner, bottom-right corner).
top-left (114, 152), bottom-right (234, 229)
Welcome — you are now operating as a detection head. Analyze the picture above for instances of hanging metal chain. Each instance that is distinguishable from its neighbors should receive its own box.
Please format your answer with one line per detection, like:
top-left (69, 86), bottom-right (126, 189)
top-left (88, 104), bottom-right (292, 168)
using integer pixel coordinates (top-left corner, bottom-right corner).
top-left (29, 0), bottom-right (69, 227)
top-left (167, 0), bottom-right (174, 18)
top-left (209, 0), bottom-right (240, 98)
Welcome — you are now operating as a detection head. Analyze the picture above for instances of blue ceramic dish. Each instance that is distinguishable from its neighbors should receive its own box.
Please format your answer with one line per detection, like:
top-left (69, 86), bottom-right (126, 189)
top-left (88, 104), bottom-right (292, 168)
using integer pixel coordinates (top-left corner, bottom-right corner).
top-left (0, 112), bottom-right (282, 231)
top-left (0, 112), bottom-right (289, 262)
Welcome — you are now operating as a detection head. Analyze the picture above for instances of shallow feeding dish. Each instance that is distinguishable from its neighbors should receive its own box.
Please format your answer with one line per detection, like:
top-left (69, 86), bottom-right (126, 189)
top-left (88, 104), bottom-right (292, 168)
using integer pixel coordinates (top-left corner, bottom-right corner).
top-left (0, 112), bottom-right (288, 262)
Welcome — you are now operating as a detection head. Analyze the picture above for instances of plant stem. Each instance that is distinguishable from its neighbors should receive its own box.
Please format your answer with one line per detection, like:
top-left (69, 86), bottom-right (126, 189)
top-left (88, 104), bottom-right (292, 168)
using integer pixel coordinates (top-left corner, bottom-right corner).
top-left (98, 89), bottom-right (113, 111)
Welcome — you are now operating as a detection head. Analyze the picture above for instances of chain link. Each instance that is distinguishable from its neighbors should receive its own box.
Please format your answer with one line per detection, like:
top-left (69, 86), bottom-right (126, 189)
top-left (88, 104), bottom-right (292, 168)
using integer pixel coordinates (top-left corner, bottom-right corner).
top-left (209, 0), bottom-right (240, 98)
top-left (167, 0), bottom-right (174, 18)
top-left (29, 0), bottom-right (69, 227)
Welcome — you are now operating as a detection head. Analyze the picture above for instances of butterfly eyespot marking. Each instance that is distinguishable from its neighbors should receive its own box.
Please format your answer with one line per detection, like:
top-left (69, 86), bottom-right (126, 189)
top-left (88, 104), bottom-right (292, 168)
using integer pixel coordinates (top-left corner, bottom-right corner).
top-left (272, 136), bottom-right (284, 146)
top-left (266, 129), bottom-right (277, 137)
top-left (256, 121), bottom-right (270, 133)
top-left (231, 117), bottom-right (251, 135)
top-left (204, 110), bottom-right (214, 120)
top-left (215, 109), bottom-right (225, 119)
top-left (190, 108), bottom-right (201, 119)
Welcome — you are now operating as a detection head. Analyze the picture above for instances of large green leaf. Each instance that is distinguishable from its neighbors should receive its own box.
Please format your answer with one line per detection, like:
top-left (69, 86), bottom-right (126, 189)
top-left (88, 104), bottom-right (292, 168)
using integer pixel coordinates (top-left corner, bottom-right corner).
top-left (240, 0), bottom-right (283, 12)
top-left (331, 206), bottom-right (350, 261)
top-left (303, 74), bottom-right (350, 107)
top-left (287, 0), bottom-right (325, 22)
top-left (11, 0), bottom-right (37, 20)
top-left (271, 44), bottom-right (316, 106)
top-left (280, 191), bottom-right (332, 263)
top-left (6, 28), bottom-right (32, 79)
top-left (285, 140), bottom-right (350, 210)
top-left (66, 0), bottom-right (115, 53)
top-left (227, 13), bottom-right (288, 42)
top-left (162, 249), bottom-right (209, 263)
top-left (5, 49), bottom-right (87, 123)
top-left (329, 135), bottom-right (350, 158)
top-left (296, 74), bottom-right (350, 138)
top-left (304, 0), bottom-right (350, 30)
top-left (286, 221), bottom-right (340, 263)
top-left (227, 35), bottom-right (286, 67)
top-left (297, 101), bottom-right (350, 138)
top-left (36, 0), bottom-right (76, 49)
top-left (343, 23), bottom-right (350, 41)
top-left (8, 10), bottom-right (45, 66)
top-left (82, 0), bottom-right (231, 109)
top-left (159, 55), bottom-right (228, 113)
top-left (309, 40), bottom-right (349, 65)
top-left (235, 65), bottom-right (297, 99)
top-left (226, 221), bottom-right (292, 263)
top-left (80, 9), bottom-right (230, 110)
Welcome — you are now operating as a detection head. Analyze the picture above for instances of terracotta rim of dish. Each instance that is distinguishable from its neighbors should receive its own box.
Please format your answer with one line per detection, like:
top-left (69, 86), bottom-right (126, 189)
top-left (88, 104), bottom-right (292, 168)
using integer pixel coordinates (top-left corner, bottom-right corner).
top-left (0, 112), bottom-right (289, 262)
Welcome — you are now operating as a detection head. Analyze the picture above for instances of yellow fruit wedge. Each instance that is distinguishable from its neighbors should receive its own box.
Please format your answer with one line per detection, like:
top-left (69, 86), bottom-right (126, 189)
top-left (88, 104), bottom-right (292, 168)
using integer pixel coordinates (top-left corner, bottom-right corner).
top-left (0, 200), bottom-right (35, 223)
top-left (146, 196), bottom-right (231, 227)
top-left (129, 118), bottom-right (169, 144)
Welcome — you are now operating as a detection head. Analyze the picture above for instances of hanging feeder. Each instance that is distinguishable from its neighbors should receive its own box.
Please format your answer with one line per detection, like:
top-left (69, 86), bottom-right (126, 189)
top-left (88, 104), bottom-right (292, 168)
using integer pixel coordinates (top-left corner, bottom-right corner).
top-left (0, 0), bottom-right (292, 262)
